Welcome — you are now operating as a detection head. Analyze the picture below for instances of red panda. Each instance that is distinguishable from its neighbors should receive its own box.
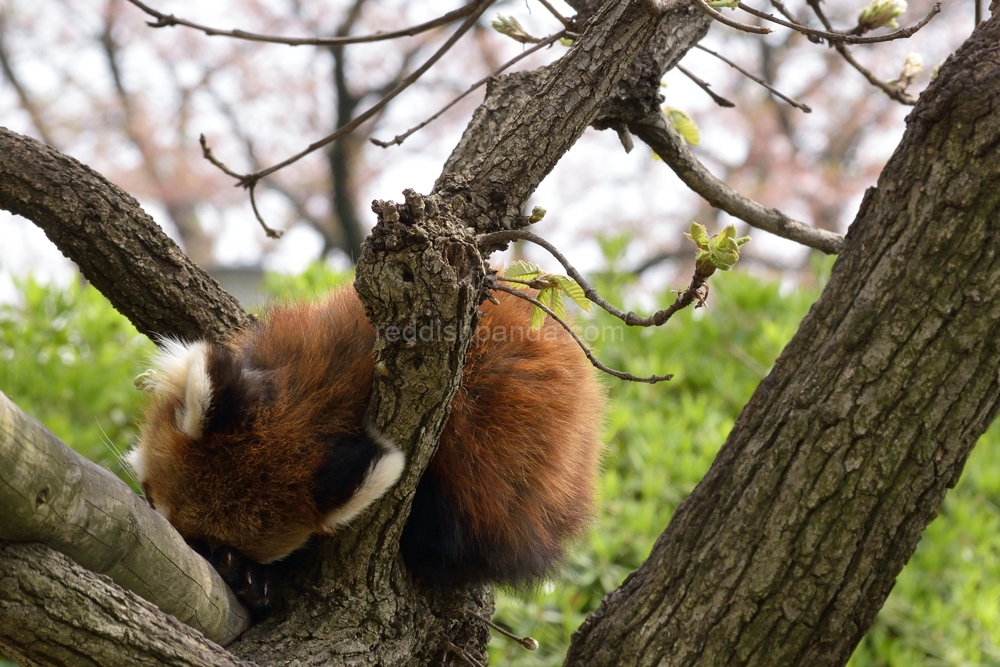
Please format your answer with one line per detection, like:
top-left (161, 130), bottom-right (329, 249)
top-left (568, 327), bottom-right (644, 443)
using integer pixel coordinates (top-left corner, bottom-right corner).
top-left (127, 285), bottom-right (604, 592)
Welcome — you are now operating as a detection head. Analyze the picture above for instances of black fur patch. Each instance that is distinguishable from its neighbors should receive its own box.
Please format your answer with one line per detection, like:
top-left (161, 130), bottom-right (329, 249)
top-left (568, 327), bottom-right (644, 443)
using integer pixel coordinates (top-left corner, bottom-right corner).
top-left (204, 344), bottom-right (273, 436)
top-left (311, 433), bottom-right (382, 514)
top-left (401, 471), bottom-right (561, 589)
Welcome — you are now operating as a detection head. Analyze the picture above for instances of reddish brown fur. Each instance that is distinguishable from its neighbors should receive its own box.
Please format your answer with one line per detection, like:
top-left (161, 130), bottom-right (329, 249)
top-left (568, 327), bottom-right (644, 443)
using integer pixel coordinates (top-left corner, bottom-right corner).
top-left (438, 291), bottom-right (604, 564)
top-left (136, 286), bottom-right (604, 580)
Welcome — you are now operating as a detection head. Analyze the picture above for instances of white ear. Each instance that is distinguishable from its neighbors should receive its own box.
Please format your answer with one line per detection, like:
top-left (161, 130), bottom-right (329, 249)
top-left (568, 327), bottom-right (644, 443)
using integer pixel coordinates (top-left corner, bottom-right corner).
top-left (320, 431), bottom-right (405, 532)
top-left (124, 446), bottom-right (147, 483)
top-left (150, 339), bottom-right (213, 440)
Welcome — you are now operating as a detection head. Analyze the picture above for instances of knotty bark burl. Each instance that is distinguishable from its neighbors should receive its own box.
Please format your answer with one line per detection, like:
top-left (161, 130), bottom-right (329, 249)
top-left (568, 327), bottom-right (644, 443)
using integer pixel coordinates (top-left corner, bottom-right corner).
top-left (567, 12), bottom-right (1000, 667)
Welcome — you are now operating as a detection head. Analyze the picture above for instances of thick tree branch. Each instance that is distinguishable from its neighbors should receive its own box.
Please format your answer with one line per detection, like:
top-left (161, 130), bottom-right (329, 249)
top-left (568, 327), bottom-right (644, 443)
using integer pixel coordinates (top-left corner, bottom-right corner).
top-left (629, 112), bottom-right (844, 254)
top-left (438, 0), bottom-right (683, 231)
top-left (0, 390), bottom-right (250, 647)
top-left (566, 11), bottom-right (1000, 665)
top-left (0, 544), bottom-right (252, 667)
top-left (0, 127), bottom-right (250, 343)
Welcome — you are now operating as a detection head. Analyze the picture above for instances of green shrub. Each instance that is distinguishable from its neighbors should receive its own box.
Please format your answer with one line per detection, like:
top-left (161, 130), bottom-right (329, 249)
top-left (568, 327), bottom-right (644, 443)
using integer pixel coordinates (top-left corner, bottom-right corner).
top-left (0, 278), bottom-right (153, 486)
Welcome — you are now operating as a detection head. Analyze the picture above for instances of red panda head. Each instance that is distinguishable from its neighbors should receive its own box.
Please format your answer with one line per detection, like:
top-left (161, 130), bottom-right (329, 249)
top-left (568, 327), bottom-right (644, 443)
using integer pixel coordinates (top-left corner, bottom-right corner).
top-left (128, 335), bottom-right (404, 564)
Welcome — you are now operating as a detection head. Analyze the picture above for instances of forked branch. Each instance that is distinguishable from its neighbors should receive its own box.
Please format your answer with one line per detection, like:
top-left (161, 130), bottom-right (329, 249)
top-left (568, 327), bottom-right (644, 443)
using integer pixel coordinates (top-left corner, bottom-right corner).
top-left (492, 282), bottom-right (675, 384)
top-left (480, 230), bottom-right (719, 328)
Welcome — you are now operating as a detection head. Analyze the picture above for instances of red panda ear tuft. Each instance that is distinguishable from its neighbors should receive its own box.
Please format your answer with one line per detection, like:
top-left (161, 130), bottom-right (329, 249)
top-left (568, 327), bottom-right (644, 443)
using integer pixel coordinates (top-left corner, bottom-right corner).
top-left (149, 340), bottom-right (214, 440)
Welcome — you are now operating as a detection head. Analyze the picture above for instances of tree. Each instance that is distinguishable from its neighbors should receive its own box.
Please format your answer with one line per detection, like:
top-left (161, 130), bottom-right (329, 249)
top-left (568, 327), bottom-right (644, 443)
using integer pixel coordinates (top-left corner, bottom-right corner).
top-left (2, 0), bottom-right (999, 665)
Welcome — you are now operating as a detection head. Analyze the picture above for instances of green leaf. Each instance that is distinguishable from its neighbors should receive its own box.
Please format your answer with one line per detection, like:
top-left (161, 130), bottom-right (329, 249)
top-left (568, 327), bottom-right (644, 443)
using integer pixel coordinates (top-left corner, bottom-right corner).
top-left (550, 288), bottom-right (566, 322)
top-left (491, 14), bottom-right (536, 43)
top-left (686, 222), bottom-right (710, 248)
top-left (552, 275), bottom-right (591, 311)
top-left (505, 260), bottom-right (542, 283)
top-left (665, 108), bottom-right (700, 146)
top-left (858, 0), bottom-right (907, 31)
top-left (531, 289), bottom-right (550, 331)
top-left (686, 222), bottom-right (751, 271)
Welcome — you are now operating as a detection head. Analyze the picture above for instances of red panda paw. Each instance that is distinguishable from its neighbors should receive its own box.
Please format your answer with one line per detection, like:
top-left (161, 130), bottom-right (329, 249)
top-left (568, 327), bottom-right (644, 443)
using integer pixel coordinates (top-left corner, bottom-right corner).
top-left (191, 541), bottom-right (278, 623)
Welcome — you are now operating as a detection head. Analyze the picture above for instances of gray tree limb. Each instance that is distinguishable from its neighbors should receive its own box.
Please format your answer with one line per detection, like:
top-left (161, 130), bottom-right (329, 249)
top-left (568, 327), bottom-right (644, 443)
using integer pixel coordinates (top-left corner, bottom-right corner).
top-left (0, 389), bottom-right (249, 647)
top-left (629, 112), bottom-right (845, 254)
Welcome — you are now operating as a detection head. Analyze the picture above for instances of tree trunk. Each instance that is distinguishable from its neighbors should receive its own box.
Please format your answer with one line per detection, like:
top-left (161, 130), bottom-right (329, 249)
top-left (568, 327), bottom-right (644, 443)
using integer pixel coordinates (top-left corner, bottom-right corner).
top-left (566, 11), bottom-right (1000, 666)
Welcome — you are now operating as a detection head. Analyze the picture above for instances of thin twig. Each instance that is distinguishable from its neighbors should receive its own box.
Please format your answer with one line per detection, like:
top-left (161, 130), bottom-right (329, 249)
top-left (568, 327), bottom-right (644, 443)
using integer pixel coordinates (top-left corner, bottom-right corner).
top-left (536, 0), bottom-right (574, 28)
top-left (627, 112), bottom-right (844, 254)
top-left (202, 0), bottom-right (494, 191)
top-left (493, 283), bottom-right (674, 384)
top-left (676, 64), bottom-right (736, 109)
top-left (248, 184), bottom-right (284, 239)
top-left (833, 42), bottom-right (915, 104)
top-left (466, 610), bottom-right (539, 650)
top-left (736, 1), bottom-right (940, 43)
top-left (694, 44), bottom-right (811, 112)
top-left (125, 0), bottom-right (479, 47)
top-left (806, 0), bottom-right (916, 105)
top-left (199, 135), bottom-right (242, 178)
top-left (480, 229), bottom-right (716, 327)
top-left (446, 643), bottom-right (487, 667)
top-left (768, 0), bottom-right (803, 26)
top-left (691, 0), bottom-right (773, 34)
top-left (372, 30), bottom-right (565, 148)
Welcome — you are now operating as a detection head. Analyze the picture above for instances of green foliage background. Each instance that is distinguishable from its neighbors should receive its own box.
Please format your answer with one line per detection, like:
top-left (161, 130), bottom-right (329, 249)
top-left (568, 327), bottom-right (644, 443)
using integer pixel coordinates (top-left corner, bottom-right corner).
top-left (1, 256), bottom-right (998, 666)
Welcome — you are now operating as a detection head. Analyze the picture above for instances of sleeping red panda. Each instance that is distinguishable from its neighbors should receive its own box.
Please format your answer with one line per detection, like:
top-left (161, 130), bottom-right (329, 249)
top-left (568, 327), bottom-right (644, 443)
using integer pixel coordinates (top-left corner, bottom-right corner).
top-left (127, 285), bottom-right (604, 595)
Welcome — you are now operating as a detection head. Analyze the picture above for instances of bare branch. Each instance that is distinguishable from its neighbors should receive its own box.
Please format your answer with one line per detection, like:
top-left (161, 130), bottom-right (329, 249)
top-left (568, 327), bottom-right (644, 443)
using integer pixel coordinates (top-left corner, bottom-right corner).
top-left (204, 0), bottom-right (494, 190)
top-left (0, 544), bottom-right (252, 667)
top-left (372, 31), bottom-right (567, 148)
top-left (694, 44), bottom-right (811, 112)
top-left (536, 0), bottom-right (575, 28)
top-left (629, 112), bottom-right (845, 254)
top-left (736, 0), bottom-right (941, 43)
top-left (492, 283), bottom-right (674, 384)
top-left (806, 0), bottom-right (917, 105)
top-left (0, 128), bottom-right (251, 343)
top-left (677, 64), bottom-right (736, 108)
top-left (691, 0), bottom-right (773, 34)
top-left (125, 0), bottom-right (480, 47)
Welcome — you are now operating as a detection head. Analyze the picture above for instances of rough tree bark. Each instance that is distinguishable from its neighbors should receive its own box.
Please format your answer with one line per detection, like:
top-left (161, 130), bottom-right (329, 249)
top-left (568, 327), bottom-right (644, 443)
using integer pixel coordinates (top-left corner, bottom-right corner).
top-left (0, 1), bottom-right (996, 666)
top-left (566, 11), bottom-right (1000, 666)
top-left (0, 544), bottom-right (250, 667)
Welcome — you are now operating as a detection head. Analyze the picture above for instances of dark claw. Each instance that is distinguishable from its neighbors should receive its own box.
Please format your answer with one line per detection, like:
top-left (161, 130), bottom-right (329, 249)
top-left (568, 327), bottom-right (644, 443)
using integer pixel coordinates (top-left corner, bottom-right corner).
top-left (195, 543), bottom-right (277, 623)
